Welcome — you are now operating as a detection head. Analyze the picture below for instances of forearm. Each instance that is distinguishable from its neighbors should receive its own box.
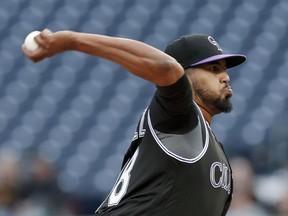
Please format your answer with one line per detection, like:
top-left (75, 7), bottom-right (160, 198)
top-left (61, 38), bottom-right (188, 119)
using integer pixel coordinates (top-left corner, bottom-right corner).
top-left (23, 29), bottom-right (184, 86)
top-left (68, 32), bottom-right (184, 86)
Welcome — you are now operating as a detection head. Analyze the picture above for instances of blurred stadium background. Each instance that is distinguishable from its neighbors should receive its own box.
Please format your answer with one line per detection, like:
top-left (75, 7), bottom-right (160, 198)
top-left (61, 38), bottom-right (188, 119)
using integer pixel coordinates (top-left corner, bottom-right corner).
top-left (0, 0), bottom-right (287, 215)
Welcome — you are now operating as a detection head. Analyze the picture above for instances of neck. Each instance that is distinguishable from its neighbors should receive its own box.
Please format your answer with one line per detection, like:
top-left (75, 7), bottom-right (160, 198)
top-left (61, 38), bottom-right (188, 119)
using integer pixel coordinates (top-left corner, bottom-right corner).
top-left (193, 96), bottom-right (215, 125)
top-left (198, 105), bottom-right (213, 124)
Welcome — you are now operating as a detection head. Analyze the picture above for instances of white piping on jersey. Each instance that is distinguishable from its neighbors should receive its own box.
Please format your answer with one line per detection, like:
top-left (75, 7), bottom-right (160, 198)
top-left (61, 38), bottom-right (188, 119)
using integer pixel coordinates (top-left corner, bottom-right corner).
top-left (147, 102), bottom-right (209, 163)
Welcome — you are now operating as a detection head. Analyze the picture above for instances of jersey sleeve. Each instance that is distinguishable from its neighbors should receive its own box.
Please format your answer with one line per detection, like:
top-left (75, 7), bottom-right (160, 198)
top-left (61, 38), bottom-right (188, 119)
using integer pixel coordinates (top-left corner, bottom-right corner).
top-left (149, 74), bottom-right (198, 134)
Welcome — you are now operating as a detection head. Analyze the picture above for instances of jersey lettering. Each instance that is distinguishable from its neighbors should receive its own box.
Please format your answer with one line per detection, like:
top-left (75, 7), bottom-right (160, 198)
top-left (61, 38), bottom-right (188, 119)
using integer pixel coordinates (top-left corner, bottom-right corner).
top-left (108, 147), bottom-right (139, 206)
top-left (210, 162), bottom-right (231, 194)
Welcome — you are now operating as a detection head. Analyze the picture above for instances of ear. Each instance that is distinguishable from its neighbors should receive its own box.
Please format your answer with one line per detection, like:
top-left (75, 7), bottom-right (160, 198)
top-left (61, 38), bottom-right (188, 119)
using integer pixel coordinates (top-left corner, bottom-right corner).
top-left (184, 68), bottom-right (194, 85)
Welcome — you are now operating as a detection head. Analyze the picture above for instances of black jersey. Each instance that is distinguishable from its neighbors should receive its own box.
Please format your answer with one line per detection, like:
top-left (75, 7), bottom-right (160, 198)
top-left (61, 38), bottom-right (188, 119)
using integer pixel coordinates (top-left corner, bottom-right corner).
top-left (95, 75), bottom-right (233, 216)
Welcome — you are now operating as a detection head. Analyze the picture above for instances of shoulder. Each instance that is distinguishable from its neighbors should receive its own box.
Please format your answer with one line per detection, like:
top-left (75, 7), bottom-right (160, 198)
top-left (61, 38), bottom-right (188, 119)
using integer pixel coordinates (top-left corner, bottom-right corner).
top-left (149, 74), bottom-right (198, 134)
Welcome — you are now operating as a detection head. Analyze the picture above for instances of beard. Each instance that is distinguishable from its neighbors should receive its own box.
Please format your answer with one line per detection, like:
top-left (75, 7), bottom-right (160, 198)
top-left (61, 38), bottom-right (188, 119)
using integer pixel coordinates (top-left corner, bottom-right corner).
top-left (213, 96), bottom-right (233, 113)
top-left (193, 82), bottom-right (233, 113)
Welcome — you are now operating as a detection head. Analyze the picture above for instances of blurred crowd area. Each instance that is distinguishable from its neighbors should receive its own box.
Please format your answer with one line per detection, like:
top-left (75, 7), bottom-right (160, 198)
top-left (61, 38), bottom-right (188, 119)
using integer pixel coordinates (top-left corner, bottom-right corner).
top-left (227, 157), bottom-right (288, 216)
top-left (0, 150), bottom-right (102, 216)
top-left (0, 149), bottom-right (287, 216)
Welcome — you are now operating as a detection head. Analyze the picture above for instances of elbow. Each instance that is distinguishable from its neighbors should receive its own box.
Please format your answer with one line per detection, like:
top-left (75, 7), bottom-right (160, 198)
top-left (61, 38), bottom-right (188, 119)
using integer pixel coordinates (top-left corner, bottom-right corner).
top-left (154, 58), bottom-right (184, 86)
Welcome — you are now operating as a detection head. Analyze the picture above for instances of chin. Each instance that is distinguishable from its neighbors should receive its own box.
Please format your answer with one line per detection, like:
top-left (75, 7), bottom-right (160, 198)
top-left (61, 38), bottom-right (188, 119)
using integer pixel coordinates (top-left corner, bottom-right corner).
top-left (214, 98), bottom-right (233, 113)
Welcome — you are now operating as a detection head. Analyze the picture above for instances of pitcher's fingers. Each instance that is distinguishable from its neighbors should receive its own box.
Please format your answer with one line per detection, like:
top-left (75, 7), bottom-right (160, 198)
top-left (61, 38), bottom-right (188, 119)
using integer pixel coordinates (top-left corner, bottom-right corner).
top-left (34, 29), bottom-right (53, 49)
top-left (34, 31), bottom-right (47, 48)
top-left (22, 44), bottom-right (47, 62)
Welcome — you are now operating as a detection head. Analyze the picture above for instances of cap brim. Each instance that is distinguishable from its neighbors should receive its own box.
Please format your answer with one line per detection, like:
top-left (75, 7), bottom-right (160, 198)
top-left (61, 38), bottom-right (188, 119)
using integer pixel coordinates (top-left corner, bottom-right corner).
top-left (190, 54), bottom-right (246, 69)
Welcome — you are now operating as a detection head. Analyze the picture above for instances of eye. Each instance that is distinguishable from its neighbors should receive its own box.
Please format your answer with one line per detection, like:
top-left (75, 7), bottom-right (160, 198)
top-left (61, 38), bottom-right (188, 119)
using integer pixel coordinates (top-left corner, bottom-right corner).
top-left (210, 66), bottom-right (216, 71)
top-left (209, 66), bottom-right (219, 72)
top-left (209, 65), bottom-right (226, 73)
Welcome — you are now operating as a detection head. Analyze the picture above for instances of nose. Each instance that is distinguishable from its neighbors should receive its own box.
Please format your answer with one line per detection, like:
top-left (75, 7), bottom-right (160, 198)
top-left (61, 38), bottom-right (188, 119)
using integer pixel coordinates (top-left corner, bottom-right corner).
top-left (221, 71), bottom-right (230, 84)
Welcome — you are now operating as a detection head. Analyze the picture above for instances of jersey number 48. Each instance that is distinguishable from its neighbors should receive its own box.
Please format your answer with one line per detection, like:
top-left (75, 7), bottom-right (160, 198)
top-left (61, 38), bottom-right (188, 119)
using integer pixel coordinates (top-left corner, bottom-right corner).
top-left (108, 147), bottom-right (139, 206)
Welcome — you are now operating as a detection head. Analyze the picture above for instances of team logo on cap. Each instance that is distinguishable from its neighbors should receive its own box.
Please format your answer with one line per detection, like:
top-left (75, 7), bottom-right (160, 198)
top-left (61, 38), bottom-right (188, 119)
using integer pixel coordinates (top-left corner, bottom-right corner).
top-left (208, 36), bottom-right (223, 52)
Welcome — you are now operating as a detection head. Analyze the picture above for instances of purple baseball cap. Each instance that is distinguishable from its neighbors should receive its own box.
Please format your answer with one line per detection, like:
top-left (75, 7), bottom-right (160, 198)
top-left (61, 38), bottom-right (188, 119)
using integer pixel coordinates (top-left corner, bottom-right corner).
top-left (165, 34), bottom-right (246, 69)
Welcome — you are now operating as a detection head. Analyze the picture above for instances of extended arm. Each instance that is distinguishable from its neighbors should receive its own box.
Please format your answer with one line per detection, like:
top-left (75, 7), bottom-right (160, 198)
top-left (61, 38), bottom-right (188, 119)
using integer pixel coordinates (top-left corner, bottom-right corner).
top-left (22, 29), bottom-right (184, 86)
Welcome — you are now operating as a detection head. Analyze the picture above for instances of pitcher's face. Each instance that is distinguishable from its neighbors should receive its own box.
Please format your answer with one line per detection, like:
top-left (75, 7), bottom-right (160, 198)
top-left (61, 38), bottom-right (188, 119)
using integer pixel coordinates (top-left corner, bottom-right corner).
top-left (187, 60), bottom-right (233, 115)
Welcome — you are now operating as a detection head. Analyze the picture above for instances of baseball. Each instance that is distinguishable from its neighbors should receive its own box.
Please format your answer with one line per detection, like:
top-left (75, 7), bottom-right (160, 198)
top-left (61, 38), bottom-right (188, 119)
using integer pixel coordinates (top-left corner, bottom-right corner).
top-left (24, 31), bottom-right (41, 52)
